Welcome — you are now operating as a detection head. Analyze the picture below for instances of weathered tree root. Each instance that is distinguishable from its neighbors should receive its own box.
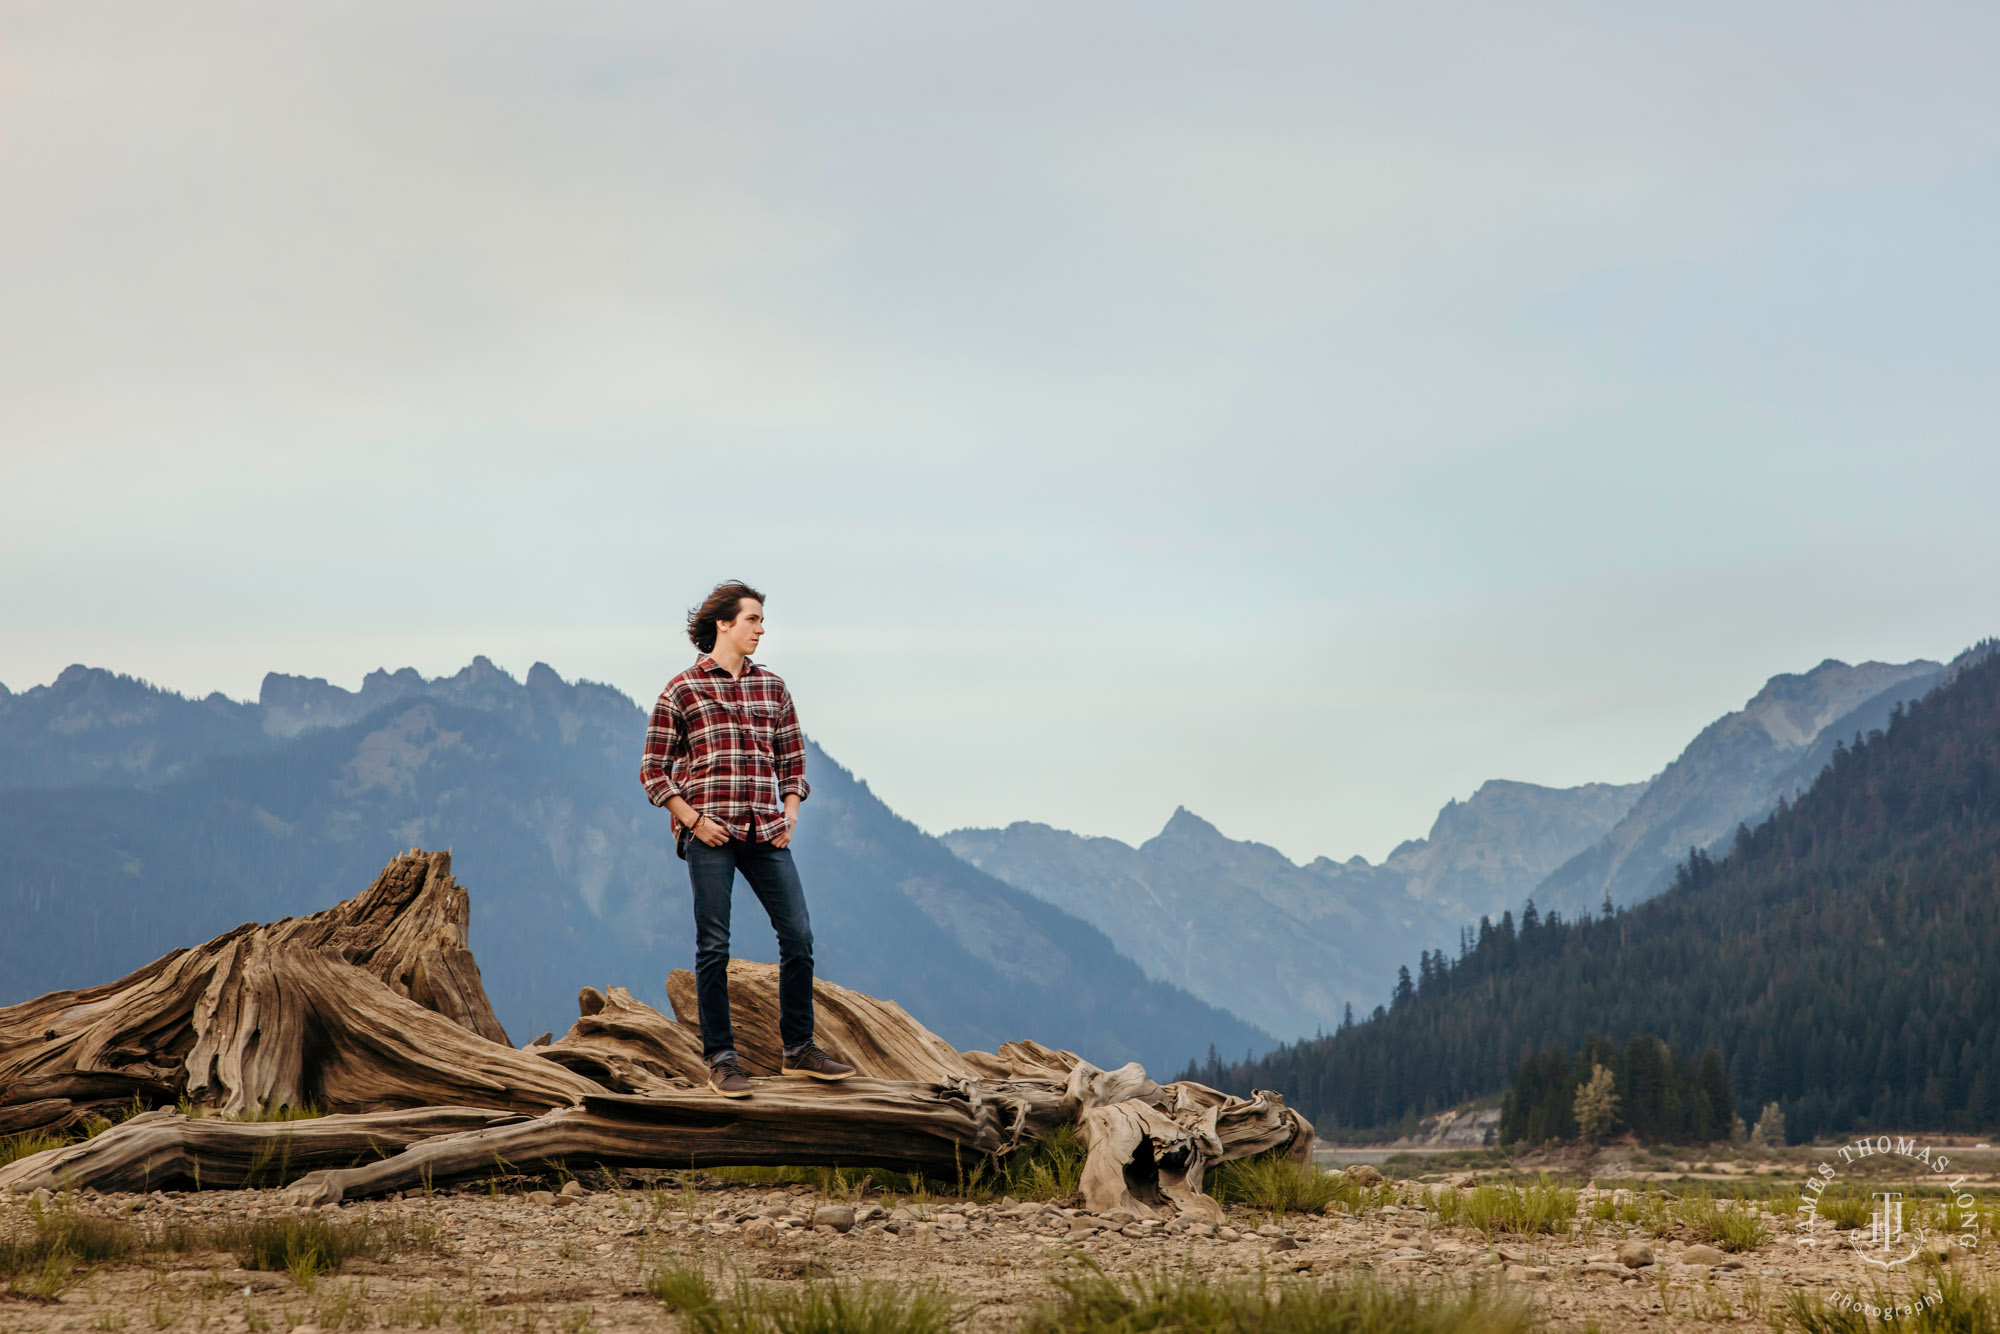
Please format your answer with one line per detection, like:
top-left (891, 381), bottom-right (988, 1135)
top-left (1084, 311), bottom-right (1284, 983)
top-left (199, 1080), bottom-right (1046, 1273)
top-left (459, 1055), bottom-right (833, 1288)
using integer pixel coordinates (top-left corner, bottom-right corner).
top-left (1, 849), bottom-right (1315, 1219)
top-left (0, 1106), bottom-right (530, 1194)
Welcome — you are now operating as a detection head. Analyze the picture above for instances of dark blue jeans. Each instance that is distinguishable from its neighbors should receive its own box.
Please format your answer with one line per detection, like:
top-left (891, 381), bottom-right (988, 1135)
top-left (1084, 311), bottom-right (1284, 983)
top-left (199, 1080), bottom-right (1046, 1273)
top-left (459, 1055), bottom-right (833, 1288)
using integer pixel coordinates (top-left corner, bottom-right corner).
top-left (686, 837), bottom-right (814, 1061)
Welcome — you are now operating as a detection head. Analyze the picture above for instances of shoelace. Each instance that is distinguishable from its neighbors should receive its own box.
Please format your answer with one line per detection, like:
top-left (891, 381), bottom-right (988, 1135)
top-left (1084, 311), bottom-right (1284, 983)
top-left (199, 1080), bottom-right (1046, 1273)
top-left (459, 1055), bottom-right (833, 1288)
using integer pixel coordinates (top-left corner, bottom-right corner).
top-left (788, 1042), bottom-right (825, 1065)
top-left (712, 1059), bottom-right (749, 1081)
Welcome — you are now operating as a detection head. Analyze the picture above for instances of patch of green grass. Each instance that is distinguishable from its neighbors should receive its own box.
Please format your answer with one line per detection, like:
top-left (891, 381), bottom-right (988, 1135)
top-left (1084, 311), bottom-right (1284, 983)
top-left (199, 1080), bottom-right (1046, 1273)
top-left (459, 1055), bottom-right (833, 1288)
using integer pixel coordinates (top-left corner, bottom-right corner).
top-left (1206, 1149), bottom-right (1354, 1218)
top-left (1017, 1263), bottom-right (1538, 1334)
top-left (1431, 1176), bottom-right (1576, 1236)
top-left (1818, 1190), bottom-right (1874, 1232)
top-left (1765, 1188), bottom-right (1804, 1221)
top-left (0, 1203), bottom-right (138, 1297)
top-left (207, 1215), bottom-right (381, 1280)
top-left (705, 1130), bottom-right (1088, 1206)
top-left (645, 1261), bottom-right (955, 1334)
top-left (146, 1208), bottom-right (444, 1275)
top-left (1781, 1269), bottom-right (2000, 1333)
top-left (315, 1278), bottom-right (373, 1330)
top-left (0, 1127), bottom-right (72, 1168)
top-left (999, 1122), bottom-right (1086, 1201)
top-left (1587, 1194), bottom-right (1641, 1226)
top-left (648, 1260), bottom-right (718, 1313)
top-left (1679, 1194), bottom-right (1771, 1252)
top-left (397, 1288), bottom-right (450, 1329)
top-left (230, 1102), bottom-right (325, 1123)
top-left (1374, 1147), bottom-right (1510, 1178)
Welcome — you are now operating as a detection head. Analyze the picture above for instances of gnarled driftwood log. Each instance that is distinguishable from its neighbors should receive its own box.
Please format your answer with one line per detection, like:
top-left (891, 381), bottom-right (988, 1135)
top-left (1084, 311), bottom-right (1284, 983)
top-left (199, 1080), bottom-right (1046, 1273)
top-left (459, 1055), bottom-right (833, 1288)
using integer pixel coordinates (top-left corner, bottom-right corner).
top-left (0, 1106), bottom-right (530, 1194)
top-left (1, 849), bottom-right (1314, 1218)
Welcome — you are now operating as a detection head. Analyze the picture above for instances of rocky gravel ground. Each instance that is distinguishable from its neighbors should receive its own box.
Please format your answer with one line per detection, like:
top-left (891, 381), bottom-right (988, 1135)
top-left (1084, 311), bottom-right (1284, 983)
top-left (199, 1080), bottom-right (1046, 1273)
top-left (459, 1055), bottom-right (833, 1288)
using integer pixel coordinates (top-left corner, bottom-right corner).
top-left (2, 1174), bottom-right (1993, 1333)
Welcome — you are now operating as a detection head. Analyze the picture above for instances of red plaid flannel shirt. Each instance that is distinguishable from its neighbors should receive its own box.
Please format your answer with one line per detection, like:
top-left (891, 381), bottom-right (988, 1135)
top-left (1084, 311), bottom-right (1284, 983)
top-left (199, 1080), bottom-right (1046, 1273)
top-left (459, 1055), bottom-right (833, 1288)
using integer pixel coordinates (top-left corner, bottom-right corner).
top-left (640, 655), bottom-right (809, 850)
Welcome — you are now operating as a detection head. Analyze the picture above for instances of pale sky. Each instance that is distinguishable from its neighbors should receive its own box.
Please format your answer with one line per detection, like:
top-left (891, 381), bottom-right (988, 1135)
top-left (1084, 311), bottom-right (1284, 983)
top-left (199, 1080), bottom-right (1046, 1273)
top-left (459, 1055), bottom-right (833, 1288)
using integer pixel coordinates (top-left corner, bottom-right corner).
top-left (4, 3), bottom-right (1997, 863)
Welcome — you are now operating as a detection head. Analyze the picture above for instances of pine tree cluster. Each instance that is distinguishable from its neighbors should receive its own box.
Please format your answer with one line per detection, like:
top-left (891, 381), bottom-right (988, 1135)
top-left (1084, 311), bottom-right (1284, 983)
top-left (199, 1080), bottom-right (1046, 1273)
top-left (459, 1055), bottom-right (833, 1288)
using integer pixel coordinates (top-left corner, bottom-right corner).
top-left (1498, 1033), bottom-right (1735, 1145)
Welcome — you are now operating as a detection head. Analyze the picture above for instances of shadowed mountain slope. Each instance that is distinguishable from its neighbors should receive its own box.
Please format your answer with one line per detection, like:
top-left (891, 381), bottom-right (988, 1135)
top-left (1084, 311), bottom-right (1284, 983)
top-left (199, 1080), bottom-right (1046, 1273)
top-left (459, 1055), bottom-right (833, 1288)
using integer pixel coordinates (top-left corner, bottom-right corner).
top-left (0, 661), bottom-right (1267, 1074)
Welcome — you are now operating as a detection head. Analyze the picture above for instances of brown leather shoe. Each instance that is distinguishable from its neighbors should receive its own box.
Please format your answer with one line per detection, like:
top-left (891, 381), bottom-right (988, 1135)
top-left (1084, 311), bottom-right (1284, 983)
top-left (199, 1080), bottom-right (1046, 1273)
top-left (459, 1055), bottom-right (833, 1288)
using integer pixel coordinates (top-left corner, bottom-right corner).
top-left (707, 1058), bottom-right (753, 1098)
top-left (781, 1042), bottom-right (854, 1081)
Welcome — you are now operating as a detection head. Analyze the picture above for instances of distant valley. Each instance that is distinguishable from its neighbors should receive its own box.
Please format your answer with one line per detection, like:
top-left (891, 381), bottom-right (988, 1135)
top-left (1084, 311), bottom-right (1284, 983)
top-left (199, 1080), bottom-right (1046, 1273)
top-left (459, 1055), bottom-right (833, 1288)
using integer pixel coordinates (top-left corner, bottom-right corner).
top-left (946, 656), bottom-right (1943, 1042)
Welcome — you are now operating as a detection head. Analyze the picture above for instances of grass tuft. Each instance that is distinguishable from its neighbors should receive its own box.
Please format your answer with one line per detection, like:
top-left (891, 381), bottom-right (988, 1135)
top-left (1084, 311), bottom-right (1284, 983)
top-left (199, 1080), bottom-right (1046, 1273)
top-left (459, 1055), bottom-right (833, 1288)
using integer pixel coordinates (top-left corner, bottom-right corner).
top-left (1018, 1263), bottom-right (1538, 1334)
top-left (1781, 1269), bottom-right (2000, 1333)
top-left (0, 1203), bottom-right (137, 1297)
top-left (1205, 1149), bottom-right (1355, 1217)
top-left (0, 1129), bottom-right (73, 1168)
top-left (1680, 1194), bottom-right (1771, 1252)
top-left (193, 1211), bottom-right (443, 1281)
top-left (645, 1261), bottom-right (955, 1334)
top-left (1000, 1122), bottom-right (1086, 1202)
top-left (1430, 1176), bottom-right (1576, 1236)
top-left (1818, 1191), bottom-right (1874, 1232)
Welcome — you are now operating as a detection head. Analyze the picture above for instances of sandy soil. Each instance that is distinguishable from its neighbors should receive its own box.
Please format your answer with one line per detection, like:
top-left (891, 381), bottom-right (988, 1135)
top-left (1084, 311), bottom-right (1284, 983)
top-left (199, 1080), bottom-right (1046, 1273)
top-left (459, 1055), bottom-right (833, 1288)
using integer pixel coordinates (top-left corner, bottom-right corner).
top-left (2, 1171), bottom-right (1993, 1333)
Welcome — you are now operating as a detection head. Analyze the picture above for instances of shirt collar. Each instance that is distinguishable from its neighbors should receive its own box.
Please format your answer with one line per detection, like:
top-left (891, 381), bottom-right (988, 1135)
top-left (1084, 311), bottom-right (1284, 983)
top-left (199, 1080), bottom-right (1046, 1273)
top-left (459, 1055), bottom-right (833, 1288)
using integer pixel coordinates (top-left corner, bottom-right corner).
top-left (694, 653), bottom-right (755, 678)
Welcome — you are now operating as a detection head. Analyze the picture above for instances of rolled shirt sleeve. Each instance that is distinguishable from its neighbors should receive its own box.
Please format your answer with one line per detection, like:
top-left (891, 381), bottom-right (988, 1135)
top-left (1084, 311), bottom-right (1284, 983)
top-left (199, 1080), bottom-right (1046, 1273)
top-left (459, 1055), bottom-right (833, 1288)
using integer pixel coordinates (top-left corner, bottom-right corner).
top-left (774, 687), bottom-right (810, 802)
top-left (639, 689), bottom-right (686, 807)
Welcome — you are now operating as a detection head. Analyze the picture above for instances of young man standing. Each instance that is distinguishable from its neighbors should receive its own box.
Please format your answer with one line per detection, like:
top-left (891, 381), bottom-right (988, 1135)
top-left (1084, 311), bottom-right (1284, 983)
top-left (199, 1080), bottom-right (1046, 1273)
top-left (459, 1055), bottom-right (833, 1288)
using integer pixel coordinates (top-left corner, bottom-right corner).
top-left (639, 581), bottom-right (854, 1097)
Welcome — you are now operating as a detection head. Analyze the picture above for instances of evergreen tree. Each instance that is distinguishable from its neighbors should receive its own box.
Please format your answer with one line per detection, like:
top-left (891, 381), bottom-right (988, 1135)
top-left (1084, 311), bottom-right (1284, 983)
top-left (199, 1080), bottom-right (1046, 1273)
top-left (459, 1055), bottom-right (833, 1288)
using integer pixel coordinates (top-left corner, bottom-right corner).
top-left (1575, 1065), bottom-right (1619, 1143)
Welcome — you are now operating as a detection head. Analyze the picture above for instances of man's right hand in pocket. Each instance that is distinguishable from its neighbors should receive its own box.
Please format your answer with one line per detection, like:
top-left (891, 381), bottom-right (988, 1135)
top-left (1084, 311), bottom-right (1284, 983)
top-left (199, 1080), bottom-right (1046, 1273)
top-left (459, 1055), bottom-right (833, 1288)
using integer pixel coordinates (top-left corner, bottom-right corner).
top-left (690, 813), bottom-right (729, 847)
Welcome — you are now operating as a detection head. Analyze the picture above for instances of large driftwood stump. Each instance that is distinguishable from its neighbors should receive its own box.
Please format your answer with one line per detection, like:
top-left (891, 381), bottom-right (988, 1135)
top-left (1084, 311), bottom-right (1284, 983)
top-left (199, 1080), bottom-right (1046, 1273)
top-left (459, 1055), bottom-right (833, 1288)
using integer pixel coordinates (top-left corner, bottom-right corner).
top-left (0, 851), bottom-right (591, 1126)
top-left (1, 848), bottom-right (1314, 1219)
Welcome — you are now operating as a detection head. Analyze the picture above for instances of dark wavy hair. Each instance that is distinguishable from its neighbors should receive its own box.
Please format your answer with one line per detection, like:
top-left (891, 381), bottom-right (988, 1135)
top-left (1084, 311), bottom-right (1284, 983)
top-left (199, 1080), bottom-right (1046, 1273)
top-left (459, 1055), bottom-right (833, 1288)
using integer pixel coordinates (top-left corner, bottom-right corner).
top-left (686, 581), bottom-right (766, 654)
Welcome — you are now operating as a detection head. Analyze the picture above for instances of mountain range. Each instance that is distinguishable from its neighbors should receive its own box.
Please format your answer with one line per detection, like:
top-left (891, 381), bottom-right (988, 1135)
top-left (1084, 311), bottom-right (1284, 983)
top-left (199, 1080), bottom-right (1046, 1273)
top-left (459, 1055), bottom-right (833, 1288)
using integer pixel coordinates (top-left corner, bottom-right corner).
top-left (945, 656), bottom-right (1943, 1041)
top-left (0, 660), bottom-right (1265, 1075)
top-left (0, 646), bottom-right (1959, 1069)
top-left (1195, 640), bottom-right (2000, 1140)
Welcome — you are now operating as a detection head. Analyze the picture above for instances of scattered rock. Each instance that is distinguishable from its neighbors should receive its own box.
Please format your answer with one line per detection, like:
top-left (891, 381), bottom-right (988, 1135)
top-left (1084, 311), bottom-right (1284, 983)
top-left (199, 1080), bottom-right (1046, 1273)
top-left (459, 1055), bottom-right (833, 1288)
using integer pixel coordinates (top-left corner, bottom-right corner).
top-left (1505, 1264), bottom-right (1552, 1282)
top-left (1680, 1244), bottom-right (1736, 1267)
top-left (743, 1219), bottom-right (778, 1244)
top-left (552, 1194), bottom-right (581, 1208)
top-left (814, 1205), bottom-right (856, 1232)
top-left (560, 1180), bottom-right (586, 1198)
top-left (1618, 1241), bottom-right (1656, 1268)
top-left (1344, 1164), bottom-right (1385, 1188)
top-left (1217, 1226), bottom-right (1242, 1241)
top-left (1583, 1262), bottom-right (1628, 1277)
top-left (1269, 1235), bottom-right (1300, 1252)
top-left (28, 1186), bottom-right (52, 1209)
top-left (1496, 1245), bottom-right (1530, 1264)
top-left (525, 1190), bottom-right (555, 1206)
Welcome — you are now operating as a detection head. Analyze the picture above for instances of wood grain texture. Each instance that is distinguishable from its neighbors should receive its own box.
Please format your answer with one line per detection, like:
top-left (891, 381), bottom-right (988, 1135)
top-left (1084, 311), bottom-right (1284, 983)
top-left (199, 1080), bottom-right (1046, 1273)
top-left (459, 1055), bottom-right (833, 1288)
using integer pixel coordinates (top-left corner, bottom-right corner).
top-left (0, 847), bottom-right (1315, 1219)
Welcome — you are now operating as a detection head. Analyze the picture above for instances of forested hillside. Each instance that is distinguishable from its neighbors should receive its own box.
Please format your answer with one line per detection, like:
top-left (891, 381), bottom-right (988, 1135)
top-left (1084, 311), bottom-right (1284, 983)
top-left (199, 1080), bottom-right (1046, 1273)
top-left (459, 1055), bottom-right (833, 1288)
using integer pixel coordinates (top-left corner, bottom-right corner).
top-left (1190, 642), bottom-right (2000, 1143)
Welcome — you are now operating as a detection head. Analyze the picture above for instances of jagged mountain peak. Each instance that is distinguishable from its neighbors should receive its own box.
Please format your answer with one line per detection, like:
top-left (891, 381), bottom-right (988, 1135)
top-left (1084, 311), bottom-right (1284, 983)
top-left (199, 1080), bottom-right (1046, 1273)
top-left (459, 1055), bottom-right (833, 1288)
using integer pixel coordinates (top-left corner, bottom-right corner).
top-left (1730, 657), bottom-right (1939, 750)
top-left (259, 657), bottom-right (643, 743)
top-left (1157, 805), bottom-right (1223, 840)
top-left (1531, 654), bottom-right (1946, 917)
top-left (0, 664), bottom-right (263, 789)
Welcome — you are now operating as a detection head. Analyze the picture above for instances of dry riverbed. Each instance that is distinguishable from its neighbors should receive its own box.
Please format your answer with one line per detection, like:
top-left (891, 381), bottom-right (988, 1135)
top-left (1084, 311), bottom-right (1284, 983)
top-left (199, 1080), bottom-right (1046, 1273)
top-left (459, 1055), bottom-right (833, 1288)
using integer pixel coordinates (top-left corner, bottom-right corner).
top-left (2, 1170), bottom-right (1994, 1333)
